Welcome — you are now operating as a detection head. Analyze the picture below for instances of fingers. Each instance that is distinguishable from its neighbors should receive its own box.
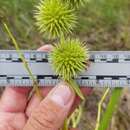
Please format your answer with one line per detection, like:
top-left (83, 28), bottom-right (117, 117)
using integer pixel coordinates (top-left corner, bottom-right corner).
top-left (23, 82), bottom-right (75, 130)
top-left (0, 45), bottom-right (53, 113)
top-left (37, 44), bottom-right (53, 51)
top-left (26, 87), bottom-right (51, 117)
top-left (26, 87), bottom-right (92, 117)
top-left (0, 112), bottom-right (26, 130)
top-left (0, 87), bottom-right (31, 112)
top-left (27, 44), bottom-right (93, 118)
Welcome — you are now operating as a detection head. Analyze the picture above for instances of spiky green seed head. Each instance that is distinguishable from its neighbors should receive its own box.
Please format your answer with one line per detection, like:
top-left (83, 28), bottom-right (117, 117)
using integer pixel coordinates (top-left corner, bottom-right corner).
top-left (34, 0), bottom-right (77, 39)
top-left (50, 38), bottom-right (89, 81)
top-left (63, 0), bottom-right (86, 8)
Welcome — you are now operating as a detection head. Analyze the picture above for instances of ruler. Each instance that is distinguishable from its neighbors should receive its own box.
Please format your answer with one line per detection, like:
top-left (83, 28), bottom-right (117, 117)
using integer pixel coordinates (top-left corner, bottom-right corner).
top-left (0, 50), bottom-right (130, 87)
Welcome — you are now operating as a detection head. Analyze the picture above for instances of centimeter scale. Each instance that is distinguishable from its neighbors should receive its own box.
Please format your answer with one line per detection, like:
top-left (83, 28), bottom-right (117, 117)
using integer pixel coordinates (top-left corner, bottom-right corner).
top-left (0, 50), bottom-right (130, 87)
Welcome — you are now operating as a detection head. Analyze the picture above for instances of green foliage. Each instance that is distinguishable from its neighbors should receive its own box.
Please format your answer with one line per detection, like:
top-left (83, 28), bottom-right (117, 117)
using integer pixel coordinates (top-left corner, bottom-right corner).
top-left (76, 0), bottom-right (130, 34)
top-left (0, 0), bottom-right (130, 50)
top-left (63, 0), bottom-right (87, 8)
top-left (50, 38), bottom-right (89, 81)
top-left (34, 0), bottom-right (77, 39)
top-left (0, 0), bottom-right (40, 49)
top-left (98, 88), bottom-right (122, 130)
top-left (0, 0), bottom-right (36, 16)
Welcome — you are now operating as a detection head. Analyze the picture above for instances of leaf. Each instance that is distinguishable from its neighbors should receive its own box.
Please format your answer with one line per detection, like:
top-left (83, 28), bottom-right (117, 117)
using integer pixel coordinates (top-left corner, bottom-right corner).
top-left (98, 88), bottom-right (122, 130)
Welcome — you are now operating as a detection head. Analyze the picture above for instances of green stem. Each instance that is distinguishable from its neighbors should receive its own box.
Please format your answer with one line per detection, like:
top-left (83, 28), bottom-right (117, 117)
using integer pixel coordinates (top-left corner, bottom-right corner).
top-left (73, 101), bottom-right (84, 128)
top-left (67, 79), bottom-right (85, 100)
top-left (98, 88), bottom-right (122, 130)
top-left (3, 22), bottom-right (42, 99)
top-left (62, 119), bottom-right (69, 130)
top-left (63, 79), bottom-right (85, 129)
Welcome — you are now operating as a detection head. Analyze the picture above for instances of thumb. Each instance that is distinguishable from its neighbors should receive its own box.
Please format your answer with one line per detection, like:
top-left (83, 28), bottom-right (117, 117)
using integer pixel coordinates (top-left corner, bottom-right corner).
top-left (23, 82), bottom-right (75, 130)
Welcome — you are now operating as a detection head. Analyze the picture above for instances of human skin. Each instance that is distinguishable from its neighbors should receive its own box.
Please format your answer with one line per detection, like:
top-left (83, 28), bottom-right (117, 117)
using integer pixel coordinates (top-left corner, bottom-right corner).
top-left (0, 45), bottom-right (92, 130)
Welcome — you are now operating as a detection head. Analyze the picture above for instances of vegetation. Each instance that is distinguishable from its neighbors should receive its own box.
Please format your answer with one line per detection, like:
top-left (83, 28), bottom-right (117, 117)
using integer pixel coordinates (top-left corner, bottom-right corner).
top-left (35, 0), bottom-right (77, 38)
top-left (50, 38), bottom-right (88, 81)
top-left (0, 0), bottom-right (40, 49)
top-left (0, 0), bottom-right (130, 130)
top-left (0, 0), bottom-right (130, 50)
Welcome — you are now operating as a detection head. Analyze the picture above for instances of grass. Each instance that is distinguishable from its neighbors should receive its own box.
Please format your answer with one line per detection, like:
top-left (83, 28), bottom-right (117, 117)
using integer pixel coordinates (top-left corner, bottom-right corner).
top-left (0, 0), bottom-right (130, 50)
top-left (76, 0), bottom-right (130, 33)
top-left (0, 0), bottom-right (42, 49)
top-left (97, 88), bottom-right (122, 130)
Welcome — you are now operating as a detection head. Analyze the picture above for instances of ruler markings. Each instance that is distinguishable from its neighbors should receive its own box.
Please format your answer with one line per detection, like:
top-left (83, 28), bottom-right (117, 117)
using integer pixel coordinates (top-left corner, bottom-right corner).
top-left (0, 50), bottom-right (130, 87)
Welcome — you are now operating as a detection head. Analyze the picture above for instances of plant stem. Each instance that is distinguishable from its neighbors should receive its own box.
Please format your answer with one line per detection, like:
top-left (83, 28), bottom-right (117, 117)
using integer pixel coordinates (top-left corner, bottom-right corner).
top-left (3, 22), bottom-right (42, 99)
top-left (67, 79), bottom-right (85, 100)
top-left (64, 79), bottom-right (85, 129)
top-left (73, 101), bottom-right (84, 128)
top-left (95, 88), bottom-right (110, 130)
top-left (62, 119), bottom-right (69, 130)
top-left (74, 105), bottom-right (83, 127)
top-left (98, 88), bottom-right (122, 130)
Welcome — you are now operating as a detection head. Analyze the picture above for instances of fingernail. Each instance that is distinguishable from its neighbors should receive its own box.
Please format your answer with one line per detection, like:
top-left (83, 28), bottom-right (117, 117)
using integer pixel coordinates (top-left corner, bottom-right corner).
top-left (49, 82), bottom-right (73, 106)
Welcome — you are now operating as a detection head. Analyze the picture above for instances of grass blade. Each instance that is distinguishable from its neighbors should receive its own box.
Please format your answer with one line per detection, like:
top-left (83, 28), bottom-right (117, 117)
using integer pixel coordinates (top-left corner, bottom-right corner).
top-left (98, 88), bottom-right (122, 130)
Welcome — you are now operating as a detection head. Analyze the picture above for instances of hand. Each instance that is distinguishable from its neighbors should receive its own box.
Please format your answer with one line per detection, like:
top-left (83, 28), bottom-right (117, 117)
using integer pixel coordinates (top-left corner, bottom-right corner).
top-left (0, 45), bottom-right (92, 130)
